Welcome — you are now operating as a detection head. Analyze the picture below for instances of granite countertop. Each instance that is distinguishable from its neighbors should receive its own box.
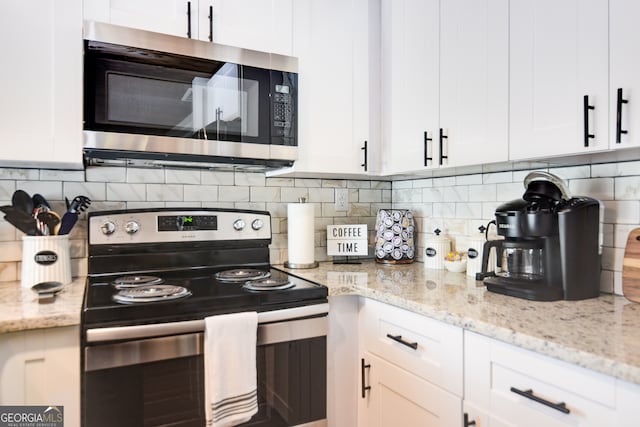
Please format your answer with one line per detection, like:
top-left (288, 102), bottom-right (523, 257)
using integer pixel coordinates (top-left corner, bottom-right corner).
top-left (2, 262), bottom-right (640, 386)
top-left (0, 277), bottom-right (86, 333)
top-left (277, 261), bottom-right (640, 386)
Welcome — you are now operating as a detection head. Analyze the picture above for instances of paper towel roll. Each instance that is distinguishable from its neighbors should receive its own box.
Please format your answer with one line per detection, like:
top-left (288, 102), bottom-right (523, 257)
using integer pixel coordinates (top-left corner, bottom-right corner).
top-left (285, 201), bottom-right (318, 269)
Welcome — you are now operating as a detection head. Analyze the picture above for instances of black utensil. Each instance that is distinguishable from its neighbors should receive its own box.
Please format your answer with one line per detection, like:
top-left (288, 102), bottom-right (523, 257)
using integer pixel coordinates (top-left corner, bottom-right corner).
top-left (12, 190), bottom-right (33, 215)
top-left (32, 193), bottom-right (51, 211)
top-left (4, 210), bottom-right (39, 235)
top-left (58, 196), bottom-right (91, 235)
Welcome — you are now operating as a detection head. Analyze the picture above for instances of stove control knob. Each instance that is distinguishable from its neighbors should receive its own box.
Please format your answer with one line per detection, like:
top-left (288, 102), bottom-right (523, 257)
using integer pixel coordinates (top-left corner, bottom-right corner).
top-left (251, 219), bottom-right (264, 230)
top-left (233, 219), bottom-right (246, 231)
top-left (124, 220), bottom-right (140, 235)
top-left (101, 221), bottom-right (116, 235)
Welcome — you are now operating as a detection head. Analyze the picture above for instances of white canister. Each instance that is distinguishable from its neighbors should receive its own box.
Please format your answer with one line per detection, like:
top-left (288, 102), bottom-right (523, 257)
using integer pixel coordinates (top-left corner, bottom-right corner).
top-left (21, 235), bottom-right (72, 289)
top-left (423, 229), bottom-right (451, 269)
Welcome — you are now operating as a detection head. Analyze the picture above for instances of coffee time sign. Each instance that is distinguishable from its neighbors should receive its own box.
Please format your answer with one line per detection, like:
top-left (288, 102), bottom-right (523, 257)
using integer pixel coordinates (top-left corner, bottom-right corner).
top-left (327, 224), bottom-right (368, 257)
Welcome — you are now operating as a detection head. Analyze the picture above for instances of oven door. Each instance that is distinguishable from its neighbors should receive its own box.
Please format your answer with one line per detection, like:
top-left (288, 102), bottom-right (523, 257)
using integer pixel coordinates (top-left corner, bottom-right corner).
top-left (83, 313), bottom-right (327, 427)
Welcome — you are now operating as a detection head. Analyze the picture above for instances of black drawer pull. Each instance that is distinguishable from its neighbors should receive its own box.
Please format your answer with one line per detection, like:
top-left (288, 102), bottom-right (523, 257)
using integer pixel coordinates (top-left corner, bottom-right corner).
top-left (463, 413), bottom-right (476, 426)
top-left (186, 1), bottom-right (192, 38)
top-left (583, 95), bottom-right (595, 147)
top-left (439, 128), bottom-right (448, 165)
top-left (510, 387), bottom-right (570, 414)
top-left (361, 140), bottom-right (368, 172)
top-left (361, 358), bottom-right (371, 398)
top-left (616, 88), bottom-right (629, 144)
top-left (208, 5), bottom-right (213, 42)
top-left (386, 334), bottom-right (418, 350)
top-left (424, 131), bottom-right (433, 166)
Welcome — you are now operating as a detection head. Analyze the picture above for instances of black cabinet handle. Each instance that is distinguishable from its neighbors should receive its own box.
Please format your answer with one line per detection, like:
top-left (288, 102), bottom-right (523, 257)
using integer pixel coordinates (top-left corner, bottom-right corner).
top-left (208, 5), bottom-right (213, 42)
top-left (583, 95), bottom-right (595, 147)
top-left (616, 88), bottom-right (629, 144)
top-left (510, 387), bottom-right (570, 414)
top-left (424, 131), bottom-right (433, 167)
top-left (439, 128), bottom-right (448, 165)
top-left (186, 1), bottom-right (192, 38)
top-left (361, 140), bottom-right (368, 172)
top-left (361, 358), bottom-right (371, 398)
top-left (386, 333), bottom-right (418, 350)
top-left (463, 413), bottom-right (476, 427)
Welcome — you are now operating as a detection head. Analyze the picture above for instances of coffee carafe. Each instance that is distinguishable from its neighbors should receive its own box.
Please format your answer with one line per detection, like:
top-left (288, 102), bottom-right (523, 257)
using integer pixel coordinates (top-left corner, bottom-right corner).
top-left (478, 171), bottom-right (601, 301)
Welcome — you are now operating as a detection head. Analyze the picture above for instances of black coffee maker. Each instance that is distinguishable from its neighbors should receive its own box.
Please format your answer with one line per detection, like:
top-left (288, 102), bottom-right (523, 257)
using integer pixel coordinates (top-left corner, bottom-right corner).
top-left (478, 171), bottom-right (601, 301)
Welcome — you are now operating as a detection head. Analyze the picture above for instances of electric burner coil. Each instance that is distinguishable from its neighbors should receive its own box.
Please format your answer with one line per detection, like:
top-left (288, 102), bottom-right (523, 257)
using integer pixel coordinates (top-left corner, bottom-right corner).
top-left (112, 284), bottom-right (191, 304)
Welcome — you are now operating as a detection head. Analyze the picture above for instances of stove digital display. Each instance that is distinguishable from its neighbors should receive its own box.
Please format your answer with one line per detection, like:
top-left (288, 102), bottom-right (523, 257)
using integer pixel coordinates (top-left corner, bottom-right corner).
top-left (158, 215), bottom-right (218, 231)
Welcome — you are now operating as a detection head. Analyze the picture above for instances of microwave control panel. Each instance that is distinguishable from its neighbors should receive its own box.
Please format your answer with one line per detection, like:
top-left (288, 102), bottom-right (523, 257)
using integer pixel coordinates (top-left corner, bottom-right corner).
top-left (271, 71), bottom-right (297, 142)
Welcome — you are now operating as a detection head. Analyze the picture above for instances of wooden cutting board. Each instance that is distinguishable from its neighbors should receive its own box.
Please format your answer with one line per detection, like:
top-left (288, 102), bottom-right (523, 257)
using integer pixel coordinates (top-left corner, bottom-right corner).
top-left (623, 227), bottom-right (640, 303)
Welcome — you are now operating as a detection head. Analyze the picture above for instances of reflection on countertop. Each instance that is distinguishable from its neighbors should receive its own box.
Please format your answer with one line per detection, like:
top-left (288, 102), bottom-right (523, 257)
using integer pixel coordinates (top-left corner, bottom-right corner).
top-left (276, 260), bottom-right (640, 386)
top-left (0, 277), bottom-right (86, 333)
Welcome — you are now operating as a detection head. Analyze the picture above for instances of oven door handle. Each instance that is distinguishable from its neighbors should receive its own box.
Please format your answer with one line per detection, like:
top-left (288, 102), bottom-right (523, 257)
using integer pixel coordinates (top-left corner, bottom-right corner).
top-left (86, 302), bottom-right (329, 343)
top-left (85, 313), bottom-right (328, 371)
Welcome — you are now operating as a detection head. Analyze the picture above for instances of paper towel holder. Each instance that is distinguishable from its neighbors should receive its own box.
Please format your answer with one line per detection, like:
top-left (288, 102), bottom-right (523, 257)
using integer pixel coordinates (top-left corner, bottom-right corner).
top-left (284, 197), bottom-right (319, 269)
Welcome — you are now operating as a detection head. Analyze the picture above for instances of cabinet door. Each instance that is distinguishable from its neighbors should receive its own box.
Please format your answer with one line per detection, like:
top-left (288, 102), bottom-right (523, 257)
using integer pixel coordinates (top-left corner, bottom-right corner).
top-left (381, 0), bottom-right (440, 174)
top-left (0, 327), bottom-right (80, 427)
top-left (282, 0), bottom-right (375, 176)
top-left (212, 0), bottom-right (293, 55)
top-left (84, 0), bottom-right (195, 39)
top-left (610, 0), bottom-right (640, 149)
top-left (359, 352), bottom-right (461, 427)
top-left (509, 0), bottom-right (608, 160)
top-left (439, 0), bottom-right (508, 168)
top-left (0, 0), bottom-right (83, 168)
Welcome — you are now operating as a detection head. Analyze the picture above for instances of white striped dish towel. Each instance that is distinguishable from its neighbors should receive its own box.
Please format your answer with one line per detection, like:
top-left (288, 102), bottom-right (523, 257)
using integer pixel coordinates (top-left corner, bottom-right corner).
top-left (205, 311), bottom-right (259, 427)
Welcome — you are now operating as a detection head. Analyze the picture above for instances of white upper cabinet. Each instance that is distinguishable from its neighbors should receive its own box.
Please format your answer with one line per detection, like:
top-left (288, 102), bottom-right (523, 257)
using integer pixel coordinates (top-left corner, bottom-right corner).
top-left (381, 0), bottom-right (440, 175)
top-left (211, 0), bottom-right (293, 56)
top-left (509, 0), bottom-right (609, 160)
top-left (83, 0), bottom-right (293, 54)
top-left (610, 0), bottom-right (640, 149)
top-left (381, 0), bottom-right (508, 174)
top-left (439, 0), bottom-right (509, 168)
top-left (275, 0), bottom-right (379, 177)
top-left (0, 0), bottom-right (83, 169)
top-left (84, 0), bottom-right (198, 39)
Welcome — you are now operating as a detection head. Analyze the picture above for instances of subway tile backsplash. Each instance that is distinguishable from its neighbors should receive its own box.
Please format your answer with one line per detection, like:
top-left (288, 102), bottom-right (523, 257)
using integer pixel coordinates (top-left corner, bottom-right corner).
top-left (392, 163), bottom-right (640, 296)
top-left (1, 161), bottom-right (638, 297)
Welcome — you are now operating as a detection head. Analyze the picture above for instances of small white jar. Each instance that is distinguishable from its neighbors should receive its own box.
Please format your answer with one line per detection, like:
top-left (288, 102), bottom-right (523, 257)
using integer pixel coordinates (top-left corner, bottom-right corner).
top-left (423, 229), bottom-right (451, 270)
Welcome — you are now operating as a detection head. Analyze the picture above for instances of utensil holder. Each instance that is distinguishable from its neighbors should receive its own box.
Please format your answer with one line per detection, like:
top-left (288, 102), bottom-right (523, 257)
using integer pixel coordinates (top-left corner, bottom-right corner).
top-left (21, 235), bottom-right (72, 289)
top-left (374, 209), bottom-right (415, 264)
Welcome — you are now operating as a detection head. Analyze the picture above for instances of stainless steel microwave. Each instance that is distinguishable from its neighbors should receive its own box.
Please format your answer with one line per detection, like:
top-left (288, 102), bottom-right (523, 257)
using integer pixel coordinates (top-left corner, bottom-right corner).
top-left (83, 21), bottom-right (298, 169)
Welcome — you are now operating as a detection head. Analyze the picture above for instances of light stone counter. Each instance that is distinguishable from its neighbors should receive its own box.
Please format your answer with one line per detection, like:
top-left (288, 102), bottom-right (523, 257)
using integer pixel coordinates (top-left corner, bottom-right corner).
top-left (3, 262), bottom-right (640, 386)
top-left (0, 277), bottom-right (85, 333)
top-left (276, 261), bottom-right (640, 386)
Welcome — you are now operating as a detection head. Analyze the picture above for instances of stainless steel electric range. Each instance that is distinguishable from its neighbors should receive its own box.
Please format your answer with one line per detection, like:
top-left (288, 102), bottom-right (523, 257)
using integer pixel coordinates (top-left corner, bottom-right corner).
top-left (81, 208), bottom-right (328, 427)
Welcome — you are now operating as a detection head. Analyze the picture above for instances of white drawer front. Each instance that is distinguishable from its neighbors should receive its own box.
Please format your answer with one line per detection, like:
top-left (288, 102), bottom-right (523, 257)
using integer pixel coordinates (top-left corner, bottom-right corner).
top-left (465, 331), bottom-right (616, 427)
top-left (359, 298), bottom-right (463, 396)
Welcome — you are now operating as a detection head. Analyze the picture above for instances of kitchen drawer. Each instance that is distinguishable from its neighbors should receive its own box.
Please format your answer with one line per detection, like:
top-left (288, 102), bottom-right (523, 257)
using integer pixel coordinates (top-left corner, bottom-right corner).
top-left (359, 298), bottom-right (463, 396)
top-left (465, 331), bottom-right (616, 427)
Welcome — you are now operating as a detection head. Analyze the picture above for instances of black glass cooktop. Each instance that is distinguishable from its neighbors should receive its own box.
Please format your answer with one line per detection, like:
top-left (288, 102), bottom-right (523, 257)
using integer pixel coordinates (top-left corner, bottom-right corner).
top-left (82, 267), bottom-right (327, 328)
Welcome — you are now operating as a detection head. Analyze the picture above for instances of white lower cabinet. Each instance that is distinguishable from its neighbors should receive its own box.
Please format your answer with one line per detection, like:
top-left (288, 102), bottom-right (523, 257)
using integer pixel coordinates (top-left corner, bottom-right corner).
top-left (0, 326), bottom-right (80, 427)
top-left (464, 331), bottom-right (617, 427)
top-left (359, 351), bottom-right (461, 427)
top-left (358, 298), bottom-right (463, 427)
